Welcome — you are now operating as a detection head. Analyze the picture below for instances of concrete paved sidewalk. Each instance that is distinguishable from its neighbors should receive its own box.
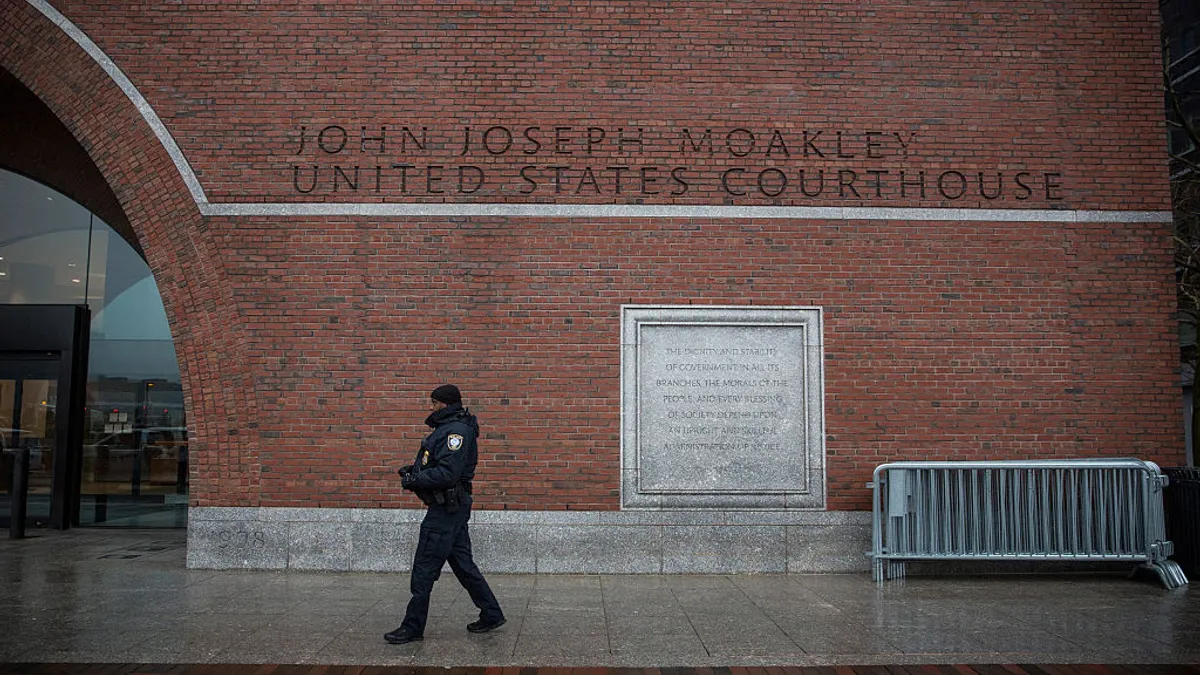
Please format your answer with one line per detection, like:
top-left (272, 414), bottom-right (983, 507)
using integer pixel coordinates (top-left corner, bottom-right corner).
top-left (1, 528), bottom-right (1198, 667)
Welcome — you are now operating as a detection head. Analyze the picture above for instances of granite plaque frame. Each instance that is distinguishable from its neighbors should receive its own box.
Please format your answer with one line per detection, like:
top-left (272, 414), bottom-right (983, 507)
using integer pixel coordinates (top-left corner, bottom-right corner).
top-left (620, 306), bottom-right (825, 509)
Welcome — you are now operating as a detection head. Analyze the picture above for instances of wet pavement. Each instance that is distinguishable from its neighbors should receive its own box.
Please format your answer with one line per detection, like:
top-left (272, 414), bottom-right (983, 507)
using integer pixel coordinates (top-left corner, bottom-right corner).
top-left (1, 528), bottom-right (1198, 667)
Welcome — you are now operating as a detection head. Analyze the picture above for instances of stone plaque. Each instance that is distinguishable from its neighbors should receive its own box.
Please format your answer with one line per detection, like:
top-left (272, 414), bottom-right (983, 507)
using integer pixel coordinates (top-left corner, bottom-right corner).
top-left (621, 306), bottom-right (825, 509)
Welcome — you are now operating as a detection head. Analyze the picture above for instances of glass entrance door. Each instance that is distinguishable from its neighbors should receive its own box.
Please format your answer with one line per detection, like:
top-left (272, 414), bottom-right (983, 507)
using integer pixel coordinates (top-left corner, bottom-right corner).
top-left (79, 378), bottom-right (188, 527)
top-left (0, 354), bottom-right (61, 528)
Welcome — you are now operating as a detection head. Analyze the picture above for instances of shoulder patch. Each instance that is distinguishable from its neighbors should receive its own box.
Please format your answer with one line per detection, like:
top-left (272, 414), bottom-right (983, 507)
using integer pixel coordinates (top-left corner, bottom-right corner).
top-left (447, 434), bottom-right (464, 451)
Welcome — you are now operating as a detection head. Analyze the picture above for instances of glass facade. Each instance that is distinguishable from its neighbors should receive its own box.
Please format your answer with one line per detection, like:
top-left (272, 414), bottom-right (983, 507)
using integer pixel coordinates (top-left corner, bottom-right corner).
top-left (0, 169), bottom-right (187, 527)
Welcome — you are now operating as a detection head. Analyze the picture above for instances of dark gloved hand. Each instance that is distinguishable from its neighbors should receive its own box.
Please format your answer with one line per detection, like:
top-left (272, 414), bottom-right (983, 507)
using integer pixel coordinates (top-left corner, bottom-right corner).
top-left (397, 464), bottom-right (413, 475)
top-left (400, 470), bottom-right (417, 490)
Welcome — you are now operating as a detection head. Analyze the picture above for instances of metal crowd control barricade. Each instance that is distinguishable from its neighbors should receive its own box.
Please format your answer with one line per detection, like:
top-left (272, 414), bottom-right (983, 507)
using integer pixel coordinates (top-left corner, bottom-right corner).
top-left (870, 459), bottom-right (1188, 589)
top-left (1163, 467), bottom-right (1200, 577)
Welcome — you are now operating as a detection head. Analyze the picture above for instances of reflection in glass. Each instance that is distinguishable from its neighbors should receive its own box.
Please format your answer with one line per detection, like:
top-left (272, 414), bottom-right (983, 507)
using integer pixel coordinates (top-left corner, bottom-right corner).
top-left (20, 377), bottom-right (56, 493)
top-left (80, 210), bottom-right (186, 527)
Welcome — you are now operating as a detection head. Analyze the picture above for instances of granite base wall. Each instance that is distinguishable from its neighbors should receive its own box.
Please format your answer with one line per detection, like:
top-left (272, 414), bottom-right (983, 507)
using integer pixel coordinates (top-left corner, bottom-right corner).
top-left (186, 507), bottom-right (872, 574)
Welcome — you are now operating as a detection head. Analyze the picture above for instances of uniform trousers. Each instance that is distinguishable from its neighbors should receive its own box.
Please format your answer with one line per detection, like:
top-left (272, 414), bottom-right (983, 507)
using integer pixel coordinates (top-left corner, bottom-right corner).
top-left (400, 496), bottom-right (504, 635)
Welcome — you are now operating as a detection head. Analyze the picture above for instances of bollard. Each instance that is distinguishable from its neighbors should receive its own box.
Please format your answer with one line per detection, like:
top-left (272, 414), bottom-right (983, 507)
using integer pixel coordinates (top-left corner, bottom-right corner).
top-left (130, 448), bottom-right (142, 498)
top-left (9, 447), bottom-right (29, 539)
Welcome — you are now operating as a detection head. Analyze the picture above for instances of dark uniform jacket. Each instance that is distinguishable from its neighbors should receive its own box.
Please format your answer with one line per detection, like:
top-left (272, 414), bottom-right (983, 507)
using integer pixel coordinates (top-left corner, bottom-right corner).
top-left (407, 402), bottom-right (478, 502)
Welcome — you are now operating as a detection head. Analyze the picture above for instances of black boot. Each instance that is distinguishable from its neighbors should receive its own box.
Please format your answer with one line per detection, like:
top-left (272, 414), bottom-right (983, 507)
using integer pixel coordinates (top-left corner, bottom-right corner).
top-left (466, 616), bottom-right (506, 633)
top-left (384, 626), bottom-right (423, 644)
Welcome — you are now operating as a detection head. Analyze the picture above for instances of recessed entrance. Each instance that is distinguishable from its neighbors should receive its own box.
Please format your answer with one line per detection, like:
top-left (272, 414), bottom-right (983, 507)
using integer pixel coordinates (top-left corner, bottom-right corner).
top-left (0, 160), bottom-right (188, 529)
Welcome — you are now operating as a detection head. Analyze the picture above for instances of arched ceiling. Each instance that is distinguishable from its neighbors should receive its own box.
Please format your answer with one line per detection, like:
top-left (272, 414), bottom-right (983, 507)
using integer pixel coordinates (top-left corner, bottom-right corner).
top-left (0, 66), bottom-right (141, 257)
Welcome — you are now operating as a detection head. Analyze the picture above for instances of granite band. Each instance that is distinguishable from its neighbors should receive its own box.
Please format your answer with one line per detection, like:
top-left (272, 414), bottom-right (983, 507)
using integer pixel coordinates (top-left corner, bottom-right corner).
top-left (186, 506), bottom-right (872, 574)
top-left (200, 202), bottom-right (1174, 222)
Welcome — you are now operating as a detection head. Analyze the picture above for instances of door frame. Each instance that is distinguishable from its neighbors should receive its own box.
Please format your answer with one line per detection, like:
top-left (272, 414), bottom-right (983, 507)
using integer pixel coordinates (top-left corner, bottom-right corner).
top-left (0, 305), bottom-right (89, 529)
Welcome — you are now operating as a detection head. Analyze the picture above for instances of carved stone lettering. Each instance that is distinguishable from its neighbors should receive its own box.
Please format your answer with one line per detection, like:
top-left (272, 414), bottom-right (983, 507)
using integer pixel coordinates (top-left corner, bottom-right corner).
top-left (282, 123), bottom-right (1067, 202)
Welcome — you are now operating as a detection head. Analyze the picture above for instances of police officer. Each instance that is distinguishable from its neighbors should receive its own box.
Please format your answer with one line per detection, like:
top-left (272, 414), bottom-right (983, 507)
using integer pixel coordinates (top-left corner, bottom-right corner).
top-left (385, 384), bottom-right (505, 645)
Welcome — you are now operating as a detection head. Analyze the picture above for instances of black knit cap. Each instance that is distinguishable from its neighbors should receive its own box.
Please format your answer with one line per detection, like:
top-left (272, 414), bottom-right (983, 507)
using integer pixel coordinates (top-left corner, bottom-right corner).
top-left (430, 384), bottom-right (462, 405)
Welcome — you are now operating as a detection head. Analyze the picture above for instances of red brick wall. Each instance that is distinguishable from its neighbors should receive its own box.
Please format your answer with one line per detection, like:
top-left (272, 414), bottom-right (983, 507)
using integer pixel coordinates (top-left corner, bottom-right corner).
top-left (0, 1), bottom-right (1181, 512)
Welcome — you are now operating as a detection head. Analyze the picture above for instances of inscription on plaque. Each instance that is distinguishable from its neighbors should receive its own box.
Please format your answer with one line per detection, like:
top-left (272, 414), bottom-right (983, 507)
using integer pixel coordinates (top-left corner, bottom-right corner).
top-left (640, 328), bottom-right (803, 493)
top-left (621, 306), bottom-right (825, 509)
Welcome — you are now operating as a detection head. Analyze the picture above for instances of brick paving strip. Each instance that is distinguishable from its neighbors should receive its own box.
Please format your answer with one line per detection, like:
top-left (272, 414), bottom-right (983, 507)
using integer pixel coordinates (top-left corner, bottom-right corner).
top-left (2, 666), bottom-right (1199, 675)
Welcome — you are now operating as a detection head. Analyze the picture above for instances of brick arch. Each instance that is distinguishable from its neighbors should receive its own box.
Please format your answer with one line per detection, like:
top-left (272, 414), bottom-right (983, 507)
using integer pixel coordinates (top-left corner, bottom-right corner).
top-left (0, 1), bottom-right (262, 507)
